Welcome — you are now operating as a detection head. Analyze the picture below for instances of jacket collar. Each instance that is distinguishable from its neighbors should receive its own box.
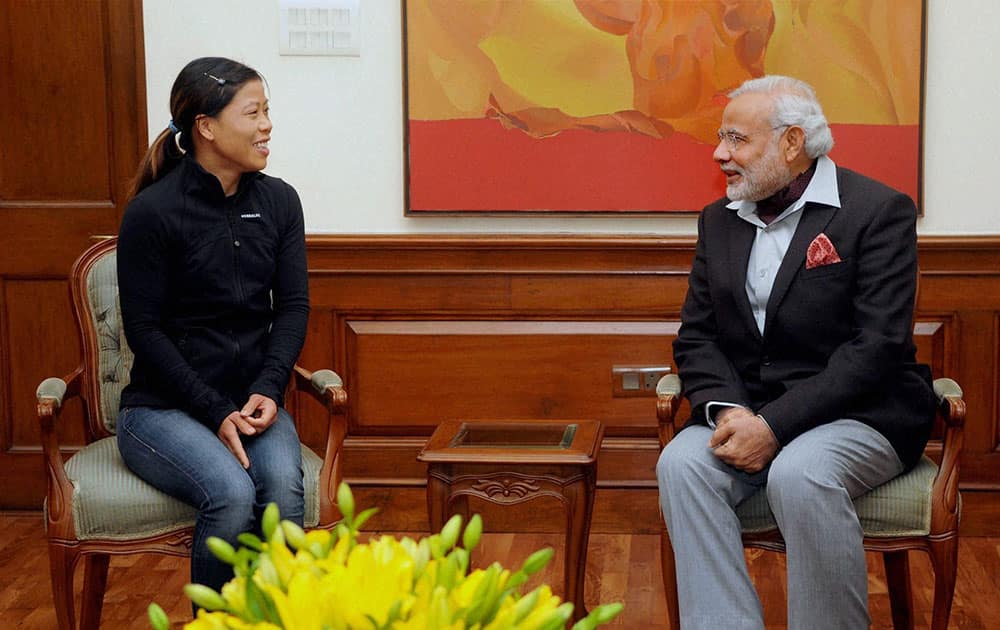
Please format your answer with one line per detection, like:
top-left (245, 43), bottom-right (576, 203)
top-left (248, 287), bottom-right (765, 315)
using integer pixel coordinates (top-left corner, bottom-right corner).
top-left (180, 154), bottom-right (264, 202)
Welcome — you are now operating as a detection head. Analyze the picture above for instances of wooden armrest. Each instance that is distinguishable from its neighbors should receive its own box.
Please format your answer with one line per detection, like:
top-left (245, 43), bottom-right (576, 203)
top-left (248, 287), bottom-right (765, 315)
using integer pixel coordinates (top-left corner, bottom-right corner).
top-left (36, 367), bottom-right (83, 430)
top-left (656, 374), bottom-right (683, 447)
top-left (933, 378), bottom-right (966, 428)
top-left (930, 377), bottom-right (965, 533)
top-left (293, 364), bottom-right (348, 412)
top-left (292, 364), bottom-right (348, 524)
top-left (36, 366), bottom-right (84, 529)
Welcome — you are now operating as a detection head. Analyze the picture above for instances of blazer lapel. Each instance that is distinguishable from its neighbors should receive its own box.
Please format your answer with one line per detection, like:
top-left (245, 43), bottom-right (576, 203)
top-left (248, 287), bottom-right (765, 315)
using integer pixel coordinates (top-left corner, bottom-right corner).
top-left (727, 213), bottom-right (762, 341)
top-left (763, 203), bottom-right (838, 332)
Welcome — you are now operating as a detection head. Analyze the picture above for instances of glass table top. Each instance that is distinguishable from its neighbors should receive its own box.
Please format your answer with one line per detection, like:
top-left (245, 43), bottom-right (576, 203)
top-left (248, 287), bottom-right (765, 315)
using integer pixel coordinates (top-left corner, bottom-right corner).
top-left (448, 422), bottom-right (577, 450)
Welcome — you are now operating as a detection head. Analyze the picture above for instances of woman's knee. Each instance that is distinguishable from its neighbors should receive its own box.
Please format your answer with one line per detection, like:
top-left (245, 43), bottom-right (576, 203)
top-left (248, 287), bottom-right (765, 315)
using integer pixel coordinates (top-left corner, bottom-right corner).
top-left (206, 472), bottom-right (257, 513)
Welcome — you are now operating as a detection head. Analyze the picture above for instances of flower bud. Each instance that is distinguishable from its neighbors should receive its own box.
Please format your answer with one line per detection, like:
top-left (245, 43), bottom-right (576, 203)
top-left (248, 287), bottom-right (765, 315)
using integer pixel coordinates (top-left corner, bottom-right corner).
top-left (536, 602), bottom-right (574, 630)
top-left (237, 532), bottom-right (263, 551)
top-left (451, 547), bottom-right (470, 574)
top-left (206, 537), bottom-right (237, 565)
top-left (521, 547), bottom-right (554, 575)
top-left (257, 554), bottom-right (280, 587)
top-left (281, 521), bottom-right (308, 551)
top-left (184, 584), bottom-right (227, 611)
top-left (589, 602), bottom-right (624, 624)
top-left (439, 513), bottom-right (462, 551)
top-left (336, 481), bottom-right (355, 522)
top-left (261, 503), bottom-right (280, 540)
top-left (463, 514), bottom-right (483, 551)
top-left (147, 603), bottom-right (169, 630)
top-left (511, 588), bottom-right (540, 623)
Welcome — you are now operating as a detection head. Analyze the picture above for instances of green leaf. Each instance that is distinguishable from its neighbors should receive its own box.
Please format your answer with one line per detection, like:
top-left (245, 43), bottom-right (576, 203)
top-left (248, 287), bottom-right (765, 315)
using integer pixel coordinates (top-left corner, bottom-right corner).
top-left (353, 506), bottom-right (379, 531)
top-left (244, 572), bottom-right (282, 624)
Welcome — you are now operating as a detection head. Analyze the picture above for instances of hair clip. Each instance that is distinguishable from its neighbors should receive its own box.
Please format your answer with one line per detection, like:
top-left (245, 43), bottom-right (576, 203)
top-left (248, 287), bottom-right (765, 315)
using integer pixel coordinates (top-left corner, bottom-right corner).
top-left (203, 72), bottom-right (227, 86)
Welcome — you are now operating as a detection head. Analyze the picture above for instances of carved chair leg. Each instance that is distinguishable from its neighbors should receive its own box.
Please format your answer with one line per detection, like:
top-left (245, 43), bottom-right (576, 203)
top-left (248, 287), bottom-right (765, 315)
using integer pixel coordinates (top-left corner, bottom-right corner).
top-left (660, 529), bottom-right (681, 630)
top-left (928, 536), bottom-right (959, 630)
top-left (48, 542), bottom-right (79, 630)
top-left (80, 553), bottom-right (110, 630)
top-left (883, 550), bottom-right (914, 630)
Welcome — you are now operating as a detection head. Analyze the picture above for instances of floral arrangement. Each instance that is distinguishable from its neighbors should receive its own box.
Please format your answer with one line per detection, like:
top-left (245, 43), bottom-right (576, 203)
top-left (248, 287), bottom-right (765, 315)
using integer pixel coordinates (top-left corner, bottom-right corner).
top-left (148, 483), bottom-right (622, 629)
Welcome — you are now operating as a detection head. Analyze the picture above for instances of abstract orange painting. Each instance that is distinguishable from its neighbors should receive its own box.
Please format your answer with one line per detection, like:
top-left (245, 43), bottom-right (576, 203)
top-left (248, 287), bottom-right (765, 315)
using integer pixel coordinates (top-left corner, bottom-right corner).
top-left (403, 0), bottom-right (924, 213)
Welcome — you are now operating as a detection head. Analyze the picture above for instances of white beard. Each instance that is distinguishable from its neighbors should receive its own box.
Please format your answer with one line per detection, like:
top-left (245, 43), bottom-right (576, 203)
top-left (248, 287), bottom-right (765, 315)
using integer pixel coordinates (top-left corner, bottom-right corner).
top-left (723, 139), bottom-right (792, 202)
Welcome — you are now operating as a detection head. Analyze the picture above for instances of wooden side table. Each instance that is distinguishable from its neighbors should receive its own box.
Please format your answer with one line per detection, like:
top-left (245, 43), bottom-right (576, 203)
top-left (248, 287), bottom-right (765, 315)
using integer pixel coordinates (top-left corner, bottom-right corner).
top-left (417, 419), bottom-right (604, 621)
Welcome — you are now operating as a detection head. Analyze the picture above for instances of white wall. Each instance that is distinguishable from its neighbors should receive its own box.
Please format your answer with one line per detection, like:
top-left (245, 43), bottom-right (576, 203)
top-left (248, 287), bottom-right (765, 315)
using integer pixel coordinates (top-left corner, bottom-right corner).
top-left (143, 0), bottom-right (998, 235)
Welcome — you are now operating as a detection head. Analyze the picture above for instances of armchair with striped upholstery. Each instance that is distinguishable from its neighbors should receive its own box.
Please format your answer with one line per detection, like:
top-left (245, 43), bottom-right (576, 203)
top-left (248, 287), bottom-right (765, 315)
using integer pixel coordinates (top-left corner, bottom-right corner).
top-left (36, 237), bottom-right (348, 629)
top-left (656, 372), bottom-right (965, 629)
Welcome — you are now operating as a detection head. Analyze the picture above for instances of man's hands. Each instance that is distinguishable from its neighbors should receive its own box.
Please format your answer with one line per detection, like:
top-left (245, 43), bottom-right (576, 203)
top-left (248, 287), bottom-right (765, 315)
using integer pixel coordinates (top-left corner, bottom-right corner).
top-left (215, 394), bottom-right (279, 469)
top-left (709, 406), bottom-right (779, 473)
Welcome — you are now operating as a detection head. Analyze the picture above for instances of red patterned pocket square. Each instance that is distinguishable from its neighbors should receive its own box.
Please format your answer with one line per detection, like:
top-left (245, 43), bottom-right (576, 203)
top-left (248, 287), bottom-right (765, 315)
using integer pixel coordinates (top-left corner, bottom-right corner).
top-left (806, 233), bottom-right (842, 269)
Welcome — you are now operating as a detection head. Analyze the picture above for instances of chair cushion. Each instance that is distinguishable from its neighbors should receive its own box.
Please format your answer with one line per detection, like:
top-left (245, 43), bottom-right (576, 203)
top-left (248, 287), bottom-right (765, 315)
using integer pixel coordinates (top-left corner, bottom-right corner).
top-left (61, 437), bottom-right (324, 540)
top-left (736, 455), bottom-right (937, 537)
top-left (85, 249), bottom-right (134, 434)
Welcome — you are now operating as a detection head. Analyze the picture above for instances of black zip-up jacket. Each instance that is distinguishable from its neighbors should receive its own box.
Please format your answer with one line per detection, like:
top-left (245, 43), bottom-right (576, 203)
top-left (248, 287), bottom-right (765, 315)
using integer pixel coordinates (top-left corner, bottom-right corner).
top-left (118, 156), bottom-right (310, 432)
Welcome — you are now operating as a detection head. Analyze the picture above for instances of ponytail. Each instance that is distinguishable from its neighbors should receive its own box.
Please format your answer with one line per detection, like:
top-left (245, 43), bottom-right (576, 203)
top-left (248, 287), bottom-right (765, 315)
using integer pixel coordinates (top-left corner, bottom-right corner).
top-left (128, 126), bottom-right (185, 199)
top-left (128, 57), bottom-right (263, 200)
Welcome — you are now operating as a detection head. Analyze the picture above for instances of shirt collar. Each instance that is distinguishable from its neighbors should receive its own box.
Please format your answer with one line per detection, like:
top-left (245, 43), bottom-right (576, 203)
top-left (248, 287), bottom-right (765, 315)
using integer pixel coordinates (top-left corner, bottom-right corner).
top-left (726, 154), bottom-right (841, 219)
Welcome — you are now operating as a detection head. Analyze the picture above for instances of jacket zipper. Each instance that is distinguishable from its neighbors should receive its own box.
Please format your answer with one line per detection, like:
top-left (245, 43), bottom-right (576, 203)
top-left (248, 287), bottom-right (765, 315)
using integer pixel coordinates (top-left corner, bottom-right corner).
top-left (226, 198), bottom-right (246, 305)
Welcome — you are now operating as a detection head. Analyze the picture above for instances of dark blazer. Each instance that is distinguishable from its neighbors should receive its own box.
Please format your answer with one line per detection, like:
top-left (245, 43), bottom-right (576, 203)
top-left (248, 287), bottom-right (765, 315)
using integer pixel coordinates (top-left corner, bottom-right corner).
top-left (673, 165), bottom-right (935, 469)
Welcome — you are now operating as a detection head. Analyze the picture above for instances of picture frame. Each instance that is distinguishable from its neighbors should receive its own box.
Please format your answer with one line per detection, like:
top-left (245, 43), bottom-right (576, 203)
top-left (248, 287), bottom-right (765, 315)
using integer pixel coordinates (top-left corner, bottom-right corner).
top-left (402, 0), bottom-right (925, 214)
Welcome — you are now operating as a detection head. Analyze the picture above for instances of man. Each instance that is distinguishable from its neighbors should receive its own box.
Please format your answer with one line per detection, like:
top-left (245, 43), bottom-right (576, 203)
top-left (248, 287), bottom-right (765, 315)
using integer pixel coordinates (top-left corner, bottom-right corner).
top-left (656, 75), bottom-right (935, 629)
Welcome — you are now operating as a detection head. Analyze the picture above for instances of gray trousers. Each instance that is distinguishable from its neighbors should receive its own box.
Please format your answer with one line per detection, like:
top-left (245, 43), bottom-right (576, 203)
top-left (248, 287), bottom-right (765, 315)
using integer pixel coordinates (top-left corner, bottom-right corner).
top-left (656, 419), bottom-right (904, 630)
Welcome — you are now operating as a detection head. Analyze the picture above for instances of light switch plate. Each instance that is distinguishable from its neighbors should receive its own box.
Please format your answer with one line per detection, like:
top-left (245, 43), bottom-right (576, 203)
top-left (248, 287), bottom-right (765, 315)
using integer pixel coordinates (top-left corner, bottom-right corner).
top-left (279, 0), bottom-right (360, 57)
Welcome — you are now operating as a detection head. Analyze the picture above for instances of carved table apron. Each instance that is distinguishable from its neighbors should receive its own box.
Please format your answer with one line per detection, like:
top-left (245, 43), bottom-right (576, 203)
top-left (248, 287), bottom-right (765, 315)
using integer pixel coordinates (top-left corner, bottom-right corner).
top-left (418, 419), bottom-right (604, 622)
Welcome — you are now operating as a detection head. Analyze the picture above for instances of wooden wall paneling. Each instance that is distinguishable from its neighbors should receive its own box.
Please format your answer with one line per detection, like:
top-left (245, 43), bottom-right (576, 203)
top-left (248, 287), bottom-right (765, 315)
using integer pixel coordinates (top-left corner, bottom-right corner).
top-left (344, 320), bottom-right (677, 433)
top-left (0, 0), bottom-right (146, 509)
top-left (3, 222), bottom-right (999, 531)
top-left (0, 2), bottom-right (111, 201)
top-left (953, 309), bottom-right (998, 488)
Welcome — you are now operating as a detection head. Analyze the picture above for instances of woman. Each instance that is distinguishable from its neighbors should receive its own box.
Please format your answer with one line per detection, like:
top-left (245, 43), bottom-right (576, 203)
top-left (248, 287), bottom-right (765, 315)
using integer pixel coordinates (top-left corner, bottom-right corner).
top-left (116, 57), bottom-right (309, 592)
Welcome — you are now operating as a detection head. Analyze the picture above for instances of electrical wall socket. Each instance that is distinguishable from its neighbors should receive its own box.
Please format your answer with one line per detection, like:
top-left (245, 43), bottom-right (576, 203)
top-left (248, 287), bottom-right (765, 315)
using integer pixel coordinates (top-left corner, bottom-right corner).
top-left (612, 365), bottom-right (672, 397)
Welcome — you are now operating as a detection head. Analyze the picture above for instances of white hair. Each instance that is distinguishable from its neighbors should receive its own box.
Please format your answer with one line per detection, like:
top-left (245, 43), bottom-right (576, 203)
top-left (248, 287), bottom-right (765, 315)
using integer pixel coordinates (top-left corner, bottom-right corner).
top-left (729, 76), bottom-right (834, 158)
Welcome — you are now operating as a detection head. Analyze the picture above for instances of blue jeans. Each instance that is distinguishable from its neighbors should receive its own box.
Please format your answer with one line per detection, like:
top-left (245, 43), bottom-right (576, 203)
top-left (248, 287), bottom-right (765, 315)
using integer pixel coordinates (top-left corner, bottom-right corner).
top-left (117, 406), bottom-right (304, 592)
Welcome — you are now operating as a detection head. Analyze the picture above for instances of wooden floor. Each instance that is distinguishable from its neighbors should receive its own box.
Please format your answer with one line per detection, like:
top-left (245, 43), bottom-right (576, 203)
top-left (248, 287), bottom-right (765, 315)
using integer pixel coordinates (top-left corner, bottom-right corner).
top-left (2, 512), bottom-right (997, 629)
